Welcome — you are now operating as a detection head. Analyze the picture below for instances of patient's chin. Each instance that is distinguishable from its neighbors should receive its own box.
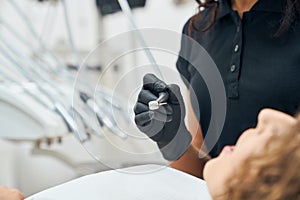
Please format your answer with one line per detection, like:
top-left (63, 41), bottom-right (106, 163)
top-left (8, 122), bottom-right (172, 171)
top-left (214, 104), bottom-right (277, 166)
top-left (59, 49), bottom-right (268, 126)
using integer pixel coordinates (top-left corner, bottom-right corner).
top-left (203, 159), bottom-right (231, 200)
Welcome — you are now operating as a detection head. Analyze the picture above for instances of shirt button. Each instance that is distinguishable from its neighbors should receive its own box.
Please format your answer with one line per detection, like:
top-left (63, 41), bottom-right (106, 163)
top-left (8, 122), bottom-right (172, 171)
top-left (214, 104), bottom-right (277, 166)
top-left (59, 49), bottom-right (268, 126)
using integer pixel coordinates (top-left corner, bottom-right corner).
top-left (230, 64), bottom-right (236, 72)
top-left (234, 44), bottom-right (239, 52)
top-left (230, 82), bottom-right (237, 89)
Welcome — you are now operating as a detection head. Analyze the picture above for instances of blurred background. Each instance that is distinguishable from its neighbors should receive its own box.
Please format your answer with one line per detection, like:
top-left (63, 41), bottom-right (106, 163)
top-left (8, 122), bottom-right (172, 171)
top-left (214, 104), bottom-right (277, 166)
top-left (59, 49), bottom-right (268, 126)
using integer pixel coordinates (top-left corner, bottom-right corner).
top-left (0, 0), bottom-right (196, 197)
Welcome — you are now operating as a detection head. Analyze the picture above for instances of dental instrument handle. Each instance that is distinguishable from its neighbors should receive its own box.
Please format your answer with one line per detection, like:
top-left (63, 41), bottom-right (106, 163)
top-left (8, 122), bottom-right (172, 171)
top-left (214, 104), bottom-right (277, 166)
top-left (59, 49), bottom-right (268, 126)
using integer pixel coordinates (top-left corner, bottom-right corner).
top-left (148, 92), bottom-right (169, 111)
top-left (157, 92), bottom-right (169, 103)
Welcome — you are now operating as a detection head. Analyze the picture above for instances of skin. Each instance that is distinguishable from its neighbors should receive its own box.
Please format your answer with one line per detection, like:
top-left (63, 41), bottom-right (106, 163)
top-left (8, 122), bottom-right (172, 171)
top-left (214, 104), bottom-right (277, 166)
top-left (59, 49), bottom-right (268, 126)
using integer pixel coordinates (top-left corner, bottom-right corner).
top-left (171, 0), bottom-right (264, 178)
top-left (203, 109), bottom-right (298, 199)
top-left (0, 186), bottom-right (24, 200)
top-left (231, 0), bottom-right (258, 18)
top-left (171, 91), bottom-right (208, 178)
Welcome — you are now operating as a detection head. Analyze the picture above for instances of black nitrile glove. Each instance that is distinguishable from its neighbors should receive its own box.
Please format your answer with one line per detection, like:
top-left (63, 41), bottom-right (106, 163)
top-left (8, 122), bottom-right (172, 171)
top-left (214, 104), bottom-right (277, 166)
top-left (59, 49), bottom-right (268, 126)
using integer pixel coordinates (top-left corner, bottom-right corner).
top-left (134, 74), bottom-right (192, 161)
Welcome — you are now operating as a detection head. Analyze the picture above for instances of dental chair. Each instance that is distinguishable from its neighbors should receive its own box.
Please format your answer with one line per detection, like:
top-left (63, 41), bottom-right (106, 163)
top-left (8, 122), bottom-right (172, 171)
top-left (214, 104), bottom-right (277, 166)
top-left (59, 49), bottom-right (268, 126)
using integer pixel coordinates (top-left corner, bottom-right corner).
top-left (26, 164), bottom-right (211, 200)
top-left (0, 84), bottom-right (68, 141)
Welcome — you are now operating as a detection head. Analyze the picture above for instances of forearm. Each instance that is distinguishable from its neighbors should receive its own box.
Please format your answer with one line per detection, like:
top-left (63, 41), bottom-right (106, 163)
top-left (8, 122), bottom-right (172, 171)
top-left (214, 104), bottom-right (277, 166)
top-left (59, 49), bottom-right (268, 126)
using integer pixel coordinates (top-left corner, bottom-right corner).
top-left (170, 90), bottom-right (209, 179)
top-left (170, 144), bottom-right (209, 179)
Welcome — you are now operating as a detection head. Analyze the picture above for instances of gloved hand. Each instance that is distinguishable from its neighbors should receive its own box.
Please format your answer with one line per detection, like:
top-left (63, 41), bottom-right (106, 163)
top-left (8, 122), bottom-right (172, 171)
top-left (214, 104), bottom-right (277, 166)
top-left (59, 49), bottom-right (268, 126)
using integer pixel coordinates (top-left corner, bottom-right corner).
top-left (134, 74), bottom-right (192, 161)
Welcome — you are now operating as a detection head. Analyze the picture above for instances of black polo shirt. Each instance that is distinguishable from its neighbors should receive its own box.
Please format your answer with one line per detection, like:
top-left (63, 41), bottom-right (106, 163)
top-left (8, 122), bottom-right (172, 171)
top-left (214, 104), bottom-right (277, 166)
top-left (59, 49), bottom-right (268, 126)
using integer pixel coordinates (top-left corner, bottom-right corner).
top-left (176, 0), bottom-right (300, 157)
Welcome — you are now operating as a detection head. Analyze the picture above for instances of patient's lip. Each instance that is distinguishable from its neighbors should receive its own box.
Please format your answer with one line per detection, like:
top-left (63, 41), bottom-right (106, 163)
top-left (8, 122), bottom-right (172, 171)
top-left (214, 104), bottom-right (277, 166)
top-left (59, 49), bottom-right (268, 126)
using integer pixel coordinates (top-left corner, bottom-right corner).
top-left (222, 145), bottom-right (235, 153)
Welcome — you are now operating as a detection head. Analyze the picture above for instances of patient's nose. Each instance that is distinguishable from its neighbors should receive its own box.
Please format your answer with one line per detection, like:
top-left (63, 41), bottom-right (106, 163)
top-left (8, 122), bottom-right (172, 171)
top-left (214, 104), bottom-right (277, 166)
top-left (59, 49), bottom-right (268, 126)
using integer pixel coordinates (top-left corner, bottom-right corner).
top-left (257, 109), bottom-right (276, 126)
top-left (257, 109), bottom-right (296, 134)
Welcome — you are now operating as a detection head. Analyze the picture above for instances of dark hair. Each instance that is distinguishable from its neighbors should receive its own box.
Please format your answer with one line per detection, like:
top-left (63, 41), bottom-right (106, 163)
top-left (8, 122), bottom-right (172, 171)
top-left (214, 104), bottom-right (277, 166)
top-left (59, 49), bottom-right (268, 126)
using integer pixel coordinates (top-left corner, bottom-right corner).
top-left (189, 0), bottom-right (300, 37)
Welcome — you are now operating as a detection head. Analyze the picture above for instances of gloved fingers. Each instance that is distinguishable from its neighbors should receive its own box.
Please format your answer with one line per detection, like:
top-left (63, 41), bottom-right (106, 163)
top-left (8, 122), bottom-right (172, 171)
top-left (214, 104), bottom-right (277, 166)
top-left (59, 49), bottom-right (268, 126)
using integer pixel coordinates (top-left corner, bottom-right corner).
top-left (137, 89), bottom-right (158, 105)
top-left (152, 110), bottom-right (173, 122)
top-left (134, 110), bottom-right (172, 126)
top-left (135, 111), bottom-right (154, 126)
top-left (155, 104), bottom-right (173, 117)
top-left (134, 102), bottom-right (149, 115)
top-left (143, 73), bottom-right (167, 95)
top-left (138, 120), bottom-right (165, 139)
top-left (167, 84), bottom-right (184, 104)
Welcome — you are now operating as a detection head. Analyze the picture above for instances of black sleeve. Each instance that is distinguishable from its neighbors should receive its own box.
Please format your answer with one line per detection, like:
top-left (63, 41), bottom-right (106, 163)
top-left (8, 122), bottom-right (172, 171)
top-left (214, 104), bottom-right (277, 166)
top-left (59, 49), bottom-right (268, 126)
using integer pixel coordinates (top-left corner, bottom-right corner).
top-left (176, 19), bottom-right (193, 88)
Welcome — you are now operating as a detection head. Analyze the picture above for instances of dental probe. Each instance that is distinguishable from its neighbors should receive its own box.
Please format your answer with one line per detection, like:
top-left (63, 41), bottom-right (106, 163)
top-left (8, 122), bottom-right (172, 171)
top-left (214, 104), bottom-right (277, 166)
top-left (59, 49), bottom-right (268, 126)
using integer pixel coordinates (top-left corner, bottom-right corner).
top-left (148, 92), bottom-right (169, 111)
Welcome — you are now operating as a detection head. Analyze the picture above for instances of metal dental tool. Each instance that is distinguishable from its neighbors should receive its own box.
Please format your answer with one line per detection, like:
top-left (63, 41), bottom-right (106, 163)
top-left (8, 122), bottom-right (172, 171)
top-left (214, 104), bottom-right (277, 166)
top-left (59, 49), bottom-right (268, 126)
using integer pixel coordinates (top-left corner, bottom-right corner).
top-left (80, 92), bottom-right (127, 139)
top-left (148, 92), bottom-right (169, 111)
top-left (0, 36), bottom-right (92, 142)
top-left (117, 0), bottom-right (171, 112)
top-left (5, 0), bottom-right (78, 83)
top-left (117, 0), bottom-right (164, 80)
top-left (0, 31), bottom-right (124, 140)
top-left (2, 0), bottom-right (131, 141)
top-left (6, 0), bottom-right (66, 72)
top-left (61, 0), bottom-right (82, 68)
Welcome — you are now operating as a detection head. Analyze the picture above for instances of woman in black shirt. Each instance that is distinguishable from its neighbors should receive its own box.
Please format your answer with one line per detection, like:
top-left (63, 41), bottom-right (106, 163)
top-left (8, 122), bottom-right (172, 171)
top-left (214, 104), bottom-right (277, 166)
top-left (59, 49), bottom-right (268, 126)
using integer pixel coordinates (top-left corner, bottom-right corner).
top-left (134, 0), bottom-right (300, 178)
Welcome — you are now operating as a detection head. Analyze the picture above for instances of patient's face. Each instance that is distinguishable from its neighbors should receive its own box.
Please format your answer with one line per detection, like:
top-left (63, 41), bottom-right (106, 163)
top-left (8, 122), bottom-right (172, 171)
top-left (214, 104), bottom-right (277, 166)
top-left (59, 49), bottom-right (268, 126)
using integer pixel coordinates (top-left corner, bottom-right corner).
top-left (203, 109), bottom-right (297, 199)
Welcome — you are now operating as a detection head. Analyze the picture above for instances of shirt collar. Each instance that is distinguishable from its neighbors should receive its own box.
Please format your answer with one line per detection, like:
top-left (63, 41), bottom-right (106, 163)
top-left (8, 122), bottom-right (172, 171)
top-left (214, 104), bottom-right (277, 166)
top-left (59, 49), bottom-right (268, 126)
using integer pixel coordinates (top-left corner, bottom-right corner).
top-left (215, 0), bottom-right (232, 20)
top-left (215, 0), bottom-right (287, 20)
